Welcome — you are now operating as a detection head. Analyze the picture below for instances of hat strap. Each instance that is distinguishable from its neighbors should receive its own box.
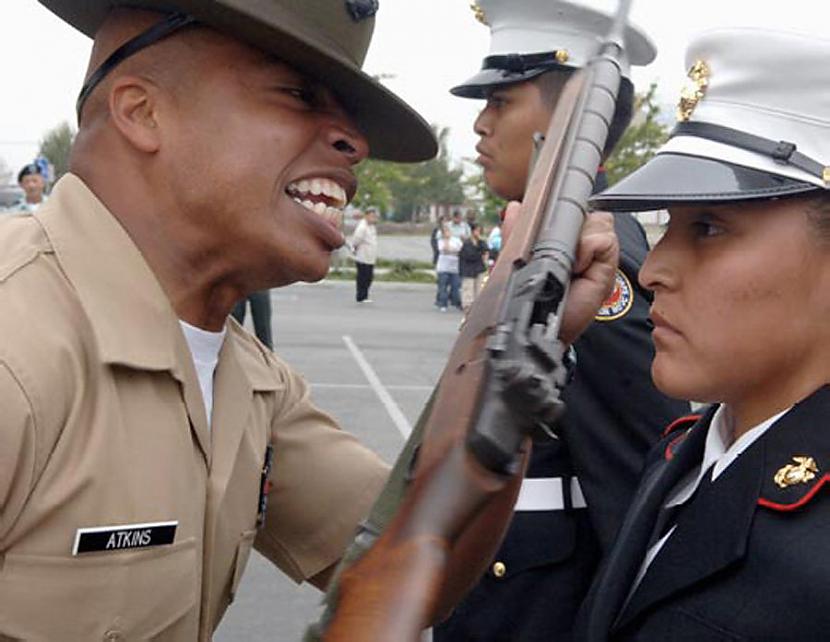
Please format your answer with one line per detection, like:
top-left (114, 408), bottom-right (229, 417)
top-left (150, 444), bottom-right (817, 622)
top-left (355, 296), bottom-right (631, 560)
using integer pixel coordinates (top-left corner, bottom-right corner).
top-left (672, 121), bottom-right (829, 184)
top-left (76, 12), bottom-right (197, 122)
top-left (482, 51), bottom-right (568, 75)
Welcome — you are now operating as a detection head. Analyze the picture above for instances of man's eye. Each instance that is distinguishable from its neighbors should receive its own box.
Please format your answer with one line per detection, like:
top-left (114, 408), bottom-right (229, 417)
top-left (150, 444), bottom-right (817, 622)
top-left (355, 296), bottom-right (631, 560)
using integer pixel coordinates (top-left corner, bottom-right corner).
top-left (486, 96), bottom-right (506, 109)
top-left (277, 86), bottom-right (319, 107)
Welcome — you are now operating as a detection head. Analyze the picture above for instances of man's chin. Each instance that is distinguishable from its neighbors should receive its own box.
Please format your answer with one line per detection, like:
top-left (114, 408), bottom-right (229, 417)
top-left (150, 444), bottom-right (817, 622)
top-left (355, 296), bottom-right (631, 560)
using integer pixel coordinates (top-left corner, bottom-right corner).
top-left (484, 176), bottom-right (522, 202)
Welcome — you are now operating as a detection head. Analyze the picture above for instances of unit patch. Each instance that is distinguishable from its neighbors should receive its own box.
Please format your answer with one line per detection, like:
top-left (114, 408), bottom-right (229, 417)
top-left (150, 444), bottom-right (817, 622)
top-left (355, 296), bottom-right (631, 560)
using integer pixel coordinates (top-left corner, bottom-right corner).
top-left (595, 270), bottom-right (634, 321)
top-left (72, 521), bottom-right (177, 555)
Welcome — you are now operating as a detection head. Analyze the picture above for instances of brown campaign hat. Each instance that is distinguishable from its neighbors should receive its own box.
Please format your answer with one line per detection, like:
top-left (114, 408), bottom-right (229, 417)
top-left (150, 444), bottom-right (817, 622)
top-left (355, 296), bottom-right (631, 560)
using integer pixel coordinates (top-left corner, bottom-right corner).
top-left (38, 0), bottom-right (438, 162)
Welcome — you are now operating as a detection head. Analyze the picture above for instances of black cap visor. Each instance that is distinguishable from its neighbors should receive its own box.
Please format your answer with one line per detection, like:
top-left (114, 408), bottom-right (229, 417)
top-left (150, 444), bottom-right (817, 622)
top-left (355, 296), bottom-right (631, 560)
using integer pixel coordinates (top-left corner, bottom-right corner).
top-left (451, 66), bottom-right (559, 99)
top-left (590, 153), bottom-right (819, 212)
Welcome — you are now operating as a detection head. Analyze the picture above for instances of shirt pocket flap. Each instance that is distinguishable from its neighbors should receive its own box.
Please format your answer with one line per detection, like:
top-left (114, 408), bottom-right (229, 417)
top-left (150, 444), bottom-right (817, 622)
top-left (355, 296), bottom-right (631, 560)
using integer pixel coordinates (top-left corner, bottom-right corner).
top-left (0, 537), bottom-right (197, 639)
top-left (230, 529), bottom-right (258, 602)
top-left (489, 511), bottom-right (576, 579)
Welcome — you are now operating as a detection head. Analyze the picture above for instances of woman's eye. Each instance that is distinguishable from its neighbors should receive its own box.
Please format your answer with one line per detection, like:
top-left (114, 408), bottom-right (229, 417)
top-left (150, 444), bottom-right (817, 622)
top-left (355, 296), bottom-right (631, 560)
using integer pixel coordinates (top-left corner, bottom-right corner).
top-left (691, 219), bottom-right (724, 238)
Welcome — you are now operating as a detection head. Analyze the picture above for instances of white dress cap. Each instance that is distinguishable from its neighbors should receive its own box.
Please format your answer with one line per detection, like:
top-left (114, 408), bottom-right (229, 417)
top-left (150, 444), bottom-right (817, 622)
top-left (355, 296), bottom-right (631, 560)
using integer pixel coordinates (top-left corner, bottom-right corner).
top-left (593, 27), bottom-right (830, 211)
top-left (453, 0), bottom-right (655, 98)
top-left (482, 0), bottom-right (654, 70)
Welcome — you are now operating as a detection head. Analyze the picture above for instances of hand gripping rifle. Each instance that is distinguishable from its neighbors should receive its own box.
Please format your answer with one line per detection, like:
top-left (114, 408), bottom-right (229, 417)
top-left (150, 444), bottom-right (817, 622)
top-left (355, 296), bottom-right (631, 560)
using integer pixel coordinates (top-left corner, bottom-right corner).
top-left (305, 2), bottom-right (634, 639)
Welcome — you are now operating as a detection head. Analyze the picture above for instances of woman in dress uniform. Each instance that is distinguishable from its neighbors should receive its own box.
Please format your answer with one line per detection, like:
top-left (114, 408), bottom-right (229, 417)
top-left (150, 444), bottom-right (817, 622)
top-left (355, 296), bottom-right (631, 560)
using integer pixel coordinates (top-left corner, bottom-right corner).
top-left (577, 27), bottom-right (830, 641)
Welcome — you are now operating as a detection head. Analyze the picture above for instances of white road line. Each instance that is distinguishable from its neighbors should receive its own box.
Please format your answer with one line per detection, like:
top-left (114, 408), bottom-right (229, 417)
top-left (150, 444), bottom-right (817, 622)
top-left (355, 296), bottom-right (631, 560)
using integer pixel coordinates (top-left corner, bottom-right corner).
top-left (342, 335), bottom-right (412, 438)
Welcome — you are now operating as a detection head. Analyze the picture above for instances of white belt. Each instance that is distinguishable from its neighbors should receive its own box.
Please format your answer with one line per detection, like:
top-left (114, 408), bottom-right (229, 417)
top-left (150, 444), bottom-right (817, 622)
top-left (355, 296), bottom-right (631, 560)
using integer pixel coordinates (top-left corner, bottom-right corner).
top-left (514, 477), bottom-right (587, 511)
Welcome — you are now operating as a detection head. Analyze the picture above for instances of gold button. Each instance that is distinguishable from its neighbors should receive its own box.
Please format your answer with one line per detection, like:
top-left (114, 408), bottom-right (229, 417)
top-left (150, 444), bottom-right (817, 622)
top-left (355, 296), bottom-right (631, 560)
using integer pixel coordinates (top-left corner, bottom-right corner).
top-left (555, 49), bottom-right (570, 64)
top-left (492, 561), bottom-right (507, 578)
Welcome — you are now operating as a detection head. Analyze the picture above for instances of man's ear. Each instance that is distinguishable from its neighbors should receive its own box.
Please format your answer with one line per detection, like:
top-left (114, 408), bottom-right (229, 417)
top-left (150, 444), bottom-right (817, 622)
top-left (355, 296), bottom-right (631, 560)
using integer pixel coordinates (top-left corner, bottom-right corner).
top-left (108, 76), bottom-right (162, 153)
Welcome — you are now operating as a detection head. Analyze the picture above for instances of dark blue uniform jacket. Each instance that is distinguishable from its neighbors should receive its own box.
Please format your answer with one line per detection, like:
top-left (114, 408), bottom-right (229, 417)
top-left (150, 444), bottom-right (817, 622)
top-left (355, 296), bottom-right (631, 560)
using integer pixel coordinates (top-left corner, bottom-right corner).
top-left (579, 386), bottom-right (830, 641)
top-left (435, 212), bottom-right (690, 642)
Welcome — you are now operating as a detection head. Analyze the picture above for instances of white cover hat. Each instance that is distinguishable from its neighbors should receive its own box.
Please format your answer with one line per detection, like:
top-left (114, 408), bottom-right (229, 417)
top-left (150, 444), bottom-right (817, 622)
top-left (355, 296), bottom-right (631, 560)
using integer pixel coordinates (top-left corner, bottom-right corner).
top-left (593, 28), bottom-right (830, 211)
top-left (452, 0), bottom-right (655, 98)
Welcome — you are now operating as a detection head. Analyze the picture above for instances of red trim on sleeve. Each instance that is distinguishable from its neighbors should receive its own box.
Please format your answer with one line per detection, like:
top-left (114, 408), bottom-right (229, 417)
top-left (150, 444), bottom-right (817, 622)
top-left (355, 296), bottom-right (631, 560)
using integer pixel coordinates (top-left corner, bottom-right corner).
top-left (662, 414), bottom-right (702, 438)
top-left (757, 474), bottom-right (829, 511)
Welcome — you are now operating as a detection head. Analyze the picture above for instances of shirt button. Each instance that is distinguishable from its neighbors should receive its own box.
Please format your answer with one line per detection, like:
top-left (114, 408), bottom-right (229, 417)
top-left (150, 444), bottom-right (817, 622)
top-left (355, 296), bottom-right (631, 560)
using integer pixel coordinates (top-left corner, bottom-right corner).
top-left (104, 631), bottom-right (124, 641)
top-left (492, 561), bottom-right (507, 578)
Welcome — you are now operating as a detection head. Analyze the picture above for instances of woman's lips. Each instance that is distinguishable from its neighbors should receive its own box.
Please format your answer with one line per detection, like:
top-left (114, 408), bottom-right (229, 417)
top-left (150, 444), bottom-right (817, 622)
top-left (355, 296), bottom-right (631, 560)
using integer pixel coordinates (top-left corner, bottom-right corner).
top-left (650, 308), bottom-right (683, 343)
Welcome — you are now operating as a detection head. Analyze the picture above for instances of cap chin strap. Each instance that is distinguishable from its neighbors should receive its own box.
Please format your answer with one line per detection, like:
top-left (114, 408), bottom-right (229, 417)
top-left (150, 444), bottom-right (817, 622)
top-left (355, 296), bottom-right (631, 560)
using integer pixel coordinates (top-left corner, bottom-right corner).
top-left (672, 121), bottom-right (829, 185)
top-left (481, 51), bottom-right (568, 76)
top-left (76, 12), bottom-right (196, 123)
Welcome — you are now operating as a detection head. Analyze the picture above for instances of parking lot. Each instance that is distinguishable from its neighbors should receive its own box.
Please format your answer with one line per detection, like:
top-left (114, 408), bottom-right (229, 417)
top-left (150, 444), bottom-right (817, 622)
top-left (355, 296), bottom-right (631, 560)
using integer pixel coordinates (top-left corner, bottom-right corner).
top-left (215, 279), bottom-right (458, 641)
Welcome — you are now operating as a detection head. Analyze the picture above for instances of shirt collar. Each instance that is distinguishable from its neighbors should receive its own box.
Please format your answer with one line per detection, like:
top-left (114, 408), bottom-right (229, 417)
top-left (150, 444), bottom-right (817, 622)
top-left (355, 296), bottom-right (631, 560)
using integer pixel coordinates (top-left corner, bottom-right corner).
top-left (667, 403), bottom-right (790, 506)
top-left (36, 174), bottom-right (187, 373)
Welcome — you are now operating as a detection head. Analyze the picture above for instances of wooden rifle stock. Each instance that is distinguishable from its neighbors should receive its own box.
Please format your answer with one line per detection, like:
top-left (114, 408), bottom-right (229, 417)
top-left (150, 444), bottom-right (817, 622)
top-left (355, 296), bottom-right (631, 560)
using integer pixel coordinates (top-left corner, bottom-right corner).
top-left (312, 5), bottom-right (632, 638)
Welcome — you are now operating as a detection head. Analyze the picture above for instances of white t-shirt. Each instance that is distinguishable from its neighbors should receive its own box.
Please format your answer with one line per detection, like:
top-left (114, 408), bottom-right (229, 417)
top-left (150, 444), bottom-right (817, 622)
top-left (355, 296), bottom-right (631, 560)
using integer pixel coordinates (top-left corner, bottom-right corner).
top-left (350, 219), bottom-right (378, 265)
top-left (436, 236), bottom-right (462, 273)
top-left (179, 320), bottom-right (227, 429)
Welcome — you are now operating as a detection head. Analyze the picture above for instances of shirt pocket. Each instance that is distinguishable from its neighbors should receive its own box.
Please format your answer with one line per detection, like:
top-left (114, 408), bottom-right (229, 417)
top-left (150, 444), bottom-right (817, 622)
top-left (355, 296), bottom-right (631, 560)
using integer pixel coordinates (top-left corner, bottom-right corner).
top-left (0, 537), bottom-right (197, 641)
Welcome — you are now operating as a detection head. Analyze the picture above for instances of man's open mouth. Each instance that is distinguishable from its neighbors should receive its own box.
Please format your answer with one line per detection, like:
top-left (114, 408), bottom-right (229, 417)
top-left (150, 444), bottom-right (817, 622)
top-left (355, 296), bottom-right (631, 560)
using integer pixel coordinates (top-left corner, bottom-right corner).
top-left (286, 177), bottom-right (348, 219)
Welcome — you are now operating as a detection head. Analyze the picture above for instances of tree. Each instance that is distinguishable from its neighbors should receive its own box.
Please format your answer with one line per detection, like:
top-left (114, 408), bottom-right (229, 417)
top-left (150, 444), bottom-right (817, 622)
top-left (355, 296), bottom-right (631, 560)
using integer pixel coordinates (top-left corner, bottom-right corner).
top-left (604, 83), bottom-right (669, 186)
top-left (354, 158), bottom-right (406, 214)
top-left (38, 121), bottom-right (76, 182)
top-left (462, 162), bottom-right (506, 224)
top-left (353, 124), bottom-right (466, 221)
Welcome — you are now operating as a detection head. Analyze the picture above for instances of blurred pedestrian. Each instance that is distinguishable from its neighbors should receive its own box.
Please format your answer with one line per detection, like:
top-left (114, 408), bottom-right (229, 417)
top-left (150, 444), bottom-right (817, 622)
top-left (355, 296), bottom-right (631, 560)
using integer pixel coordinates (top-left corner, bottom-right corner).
top-left (435, 224), bottom-right (462, 311)
top-left (11, 162), bottom-right (49, 213)
top-left (351, 205), bottom-right (378, 303)
top-left (448, 209), bottom-right (471, 240)
top-left (459, 222), bottom-right (489, 312)
top-left (430, 213), bottom-right (449, 266)
top-left (487, 223), bottom-right (502, 264)
top-left (232, 291), bottom-right (273, 349)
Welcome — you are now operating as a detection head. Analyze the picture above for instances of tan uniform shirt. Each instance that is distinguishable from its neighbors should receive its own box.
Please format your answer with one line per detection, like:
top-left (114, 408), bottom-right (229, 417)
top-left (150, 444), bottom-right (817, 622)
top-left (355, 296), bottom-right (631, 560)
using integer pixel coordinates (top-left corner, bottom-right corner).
top-left (0, 175), bottom-right (389, 641)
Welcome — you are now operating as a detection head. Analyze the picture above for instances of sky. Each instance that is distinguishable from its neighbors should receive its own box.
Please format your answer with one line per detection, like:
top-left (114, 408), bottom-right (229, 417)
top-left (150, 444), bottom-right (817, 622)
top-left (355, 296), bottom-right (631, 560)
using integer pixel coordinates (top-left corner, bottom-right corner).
top-left (0, 1), bottom-right (827, 179)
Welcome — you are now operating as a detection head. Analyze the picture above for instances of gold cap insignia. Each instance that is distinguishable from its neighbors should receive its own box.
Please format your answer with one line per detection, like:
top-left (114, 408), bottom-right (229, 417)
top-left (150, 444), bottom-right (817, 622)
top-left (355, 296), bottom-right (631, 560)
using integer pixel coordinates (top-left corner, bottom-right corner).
top-left (470, 2), bottom-right (489, 26)
top-left (555, 50), bottom-right (570, 64)
top-left (676, 60), bottom-right (711, 122)
top-left (774, 456), bottom-right (819, 489)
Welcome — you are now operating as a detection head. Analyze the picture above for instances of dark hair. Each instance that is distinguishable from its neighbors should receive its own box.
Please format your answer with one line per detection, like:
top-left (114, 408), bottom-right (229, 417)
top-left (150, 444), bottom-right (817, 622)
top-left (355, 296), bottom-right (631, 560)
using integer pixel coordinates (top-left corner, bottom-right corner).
top-left (805, 190), bottom-right (830, 240)
top-left (535, 70), bottom-right (634, 159)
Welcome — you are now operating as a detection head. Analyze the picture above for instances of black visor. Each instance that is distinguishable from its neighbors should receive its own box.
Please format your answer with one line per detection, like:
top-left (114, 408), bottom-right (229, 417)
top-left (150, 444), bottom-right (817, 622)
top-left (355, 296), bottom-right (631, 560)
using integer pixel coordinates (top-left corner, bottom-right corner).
top-left (590, 153), bottom-right (819, 212)
top-left (451, 51), bottom-right (570, 99)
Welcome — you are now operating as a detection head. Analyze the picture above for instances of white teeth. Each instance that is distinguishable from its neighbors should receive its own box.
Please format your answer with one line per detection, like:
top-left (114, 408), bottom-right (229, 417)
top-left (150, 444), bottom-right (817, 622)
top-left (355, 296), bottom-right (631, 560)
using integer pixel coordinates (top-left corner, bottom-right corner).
top-left (313, 201), bottom-right (327, 215)
top-left (287, 177), bottom-right (348, 209)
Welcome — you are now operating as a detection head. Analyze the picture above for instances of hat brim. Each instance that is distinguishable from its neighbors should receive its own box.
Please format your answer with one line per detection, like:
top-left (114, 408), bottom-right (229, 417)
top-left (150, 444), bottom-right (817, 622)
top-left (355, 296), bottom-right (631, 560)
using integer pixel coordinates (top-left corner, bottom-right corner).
top-left (450, 67), bottom-right (555, 99)
top-left (590, 153), bottom-right (819, 212)
top-left (38, 0), bottom-right (437, 162)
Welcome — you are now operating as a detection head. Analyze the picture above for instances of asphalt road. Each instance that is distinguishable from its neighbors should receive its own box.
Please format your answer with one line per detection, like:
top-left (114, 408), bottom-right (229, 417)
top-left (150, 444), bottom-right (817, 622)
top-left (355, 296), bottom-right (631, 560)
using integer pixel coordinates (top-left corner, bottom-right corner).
top-left (215, 279), bottom-right (458, 642)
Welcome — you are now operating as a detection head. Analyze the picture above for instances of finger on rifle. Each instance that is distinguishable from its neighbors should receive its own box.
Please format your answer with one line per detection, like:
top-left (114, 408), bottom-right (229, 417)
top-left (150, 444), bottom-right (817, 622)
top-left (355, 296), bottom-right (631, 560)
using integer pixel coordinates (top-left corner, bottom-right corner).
top-left (573, 211), bottom-right (618, 283)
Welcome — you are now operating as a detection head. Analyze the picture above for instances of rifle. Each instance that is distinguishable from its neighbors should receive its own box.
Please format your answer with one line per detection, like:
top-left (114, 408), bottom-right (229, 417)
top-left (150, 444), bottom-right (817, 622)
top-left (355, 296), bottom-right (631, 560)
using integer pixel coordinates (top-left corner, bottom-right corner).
top-left (306, 2), bottom-right (634, 638)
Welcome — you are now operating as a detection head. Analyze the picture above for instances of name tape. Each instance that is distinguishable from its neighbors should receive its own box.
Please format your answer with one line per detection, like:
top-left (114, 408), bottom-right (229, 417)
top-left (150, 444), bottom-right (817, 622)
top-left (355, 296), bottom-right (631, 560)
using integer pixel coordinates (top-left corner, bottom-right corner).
top-left (72, 521), bottom-right (178, 555)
